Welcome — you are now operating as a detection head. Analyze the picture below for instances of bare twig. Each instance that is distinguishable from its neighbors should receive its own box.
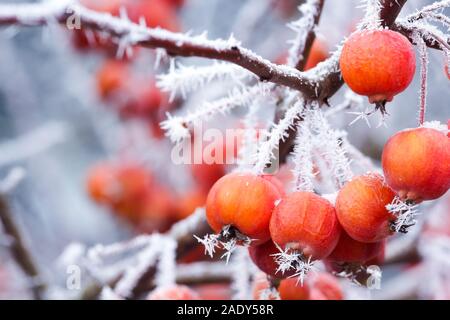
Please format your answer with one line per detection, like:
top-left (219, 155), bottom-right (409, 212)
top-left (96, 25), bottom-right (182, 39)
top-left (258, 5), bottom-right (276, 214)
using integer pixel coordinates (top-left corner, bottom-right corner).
top-left (0, 195), bottom-right (45, 299)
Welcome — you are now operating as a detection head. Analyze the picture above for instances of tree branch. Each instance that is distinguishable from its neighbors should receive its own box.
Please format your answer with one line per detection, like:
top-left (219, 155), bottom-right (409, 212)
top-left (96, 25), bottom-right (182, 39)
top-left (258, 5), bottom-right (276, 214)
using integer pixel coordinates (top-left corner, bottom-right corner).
top-left (0, 1), bottom-right (336, 101)
top-left (0, 195), bottom-right (45, 299)
top-left (293, 0), bottom-right (325, 70)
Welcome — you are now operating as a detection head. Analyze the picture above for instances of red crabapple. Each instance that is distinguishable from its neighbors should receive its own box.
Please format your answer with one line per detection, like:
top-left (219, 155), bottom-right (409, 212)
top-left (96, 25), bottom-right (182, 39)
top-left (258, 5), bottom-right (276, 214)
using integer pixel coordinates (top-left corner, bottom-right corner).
top-left (278, 277), bottom-right (310, 300)
top-left (328, 231), bottom-right (384, 264)
top-left (147, 285), bottom-right (200, 300)
top-left (336, 173), bottom-right (396, 243)
top-left (340, 30), bottom-right (416, 106)
top-left (192, 284), bottom-right (231, 300)
top-left (86, 162), bottom-right (154, 223)
top-left (126, 0), bottom-right (180, 32)
top-left (304, 39), bottom-right (329, 71)
top-left (175, 188), bottom-right (207, 220)
top-left (269, 191), bottom-right (341, 260)
top-left (308, 272), bottom-right (343, 300)
top-left (248, 240), bottom-right (295, 279)
top-left (382, 127), bottom-right (450, 202)
top-left (96, 60), bottom-right (129, 99)
top-left (206, 173), bottom-right (283, 245)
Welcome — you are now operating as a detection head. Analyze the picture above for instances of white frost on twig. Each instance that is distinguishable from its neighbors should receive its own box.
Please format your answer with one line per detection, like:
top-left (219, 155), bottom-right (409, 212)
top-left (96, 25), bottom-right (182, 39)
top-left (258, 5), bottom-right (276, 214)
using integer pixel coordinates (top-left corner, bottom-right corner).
top-left (271, 244), bottom-right (315, 286)
top-left (168, 207), bottom-right (206, 240)
top-left (154, 237), bottom-right (177, 287)
top-left (157, 61), bottom-right (254, 101)
top-left (113, 235), bottom-right (162, 298)
top-left (325, 90), bottom-right (364, 117)
top-left (287, 0), bottom-right (321, 66)
top-left (358, 0), bottom-right (382, 30)
top-left (386, 196), bottom-right (420, 233)
top-left (310, 109), bottom-right (353, 188)
top-left (291, 110), bottom-right (315, 192)
top-left (252, 97), bottom-right (305, 174)
top-left (161, 84), bottom-right (271, 143)
top-left (230, 247), bottom-right (252, 300)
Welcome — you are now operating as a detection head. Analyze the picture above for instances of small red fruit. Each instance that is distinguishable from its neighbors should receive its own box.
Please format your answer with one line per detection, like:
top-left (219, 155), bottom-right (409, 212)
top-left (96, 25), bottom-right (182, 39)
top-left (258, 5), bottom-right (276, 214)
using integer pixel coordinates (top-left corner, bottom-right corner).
top-left (340, 30), bottom-right (416, 104)
top-left (336, 173), bottom-right (396, 243)
top-left (126, 0), bottom-right (180, 32)
top-left (328, 231), bottom-right (384, 264)
top-left (147, 285), bottom-right (199, 300)
top-left (249, 240), bottom-right (295, 279)
top-left (304, 39), bottom-right (329, 71)
top-left (96, 60), bottom-right (129, 99)
top-left (308, 272), bottom-right (343, 300)
top-left (192, 284), bottom-right (231, 300)
top-left (269, 192), bottom-right (341, 260)
top-left (86, 162), bottom-right (153, 222)
top-left (382, 127), bottom-right (450, 202)
top-left (278, 277), bottom-right (310, 300)
top-left (176, 189), bottom-right (207, 220)
top-left (206, 173), bottom-right (283, 244)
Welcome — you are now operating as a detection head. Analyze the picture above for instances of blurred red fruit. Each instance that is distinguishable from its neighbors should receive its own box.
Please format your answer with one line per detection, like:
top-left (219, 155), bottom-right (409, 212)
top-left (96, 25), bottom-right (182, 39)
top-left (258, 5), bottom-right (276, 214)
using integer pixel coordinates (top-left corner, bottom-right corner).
top-left (270, 192), bottom-right (341, 260)
top-left (382, 127), bottom-right (450, 202)
top-left (206, 173), bottom-right (283, 245)
top-left (340, 30), bottom-right (416, 104)
top-left (176, 189), bottom-right (207, 220)
top-left (278, 277), bottom-right (310, 300)
top-left (86, 162), bottom-right (153, 223)
top-left (138, 185), bottom-right (177, 232)
top-left (126, 0), bottom-right (180, 32)
top-left (304, 39), bottom-right (329, 70)
top-left (308, 272), bottom-right (343, 300)
top-left (148, 285), bottom-right (200, 300)
top-left (96, 60), bottom-right (129, 99)
top-left (119, 80), bottom-right (164, 119)
top-left (192, 284), bottom-right (232, 300)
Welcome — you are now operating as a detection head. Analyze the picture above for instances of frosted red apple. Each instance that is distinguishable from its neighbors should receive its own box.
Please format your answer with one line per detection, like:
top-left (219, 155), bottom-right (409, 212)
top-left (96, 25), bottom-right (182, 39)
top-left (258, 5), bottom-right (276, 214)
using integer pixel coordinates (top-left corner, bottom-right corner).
top-left (336, 173), bottom-right (396, 243)
top-left (206, 173), bottom-right (283, 244)
top-left (269, 191), bottom-right (341, 260)
top-left (382, 127), bottom-right (450, 202)
top-left (340, 30), bottom-right (416, 104)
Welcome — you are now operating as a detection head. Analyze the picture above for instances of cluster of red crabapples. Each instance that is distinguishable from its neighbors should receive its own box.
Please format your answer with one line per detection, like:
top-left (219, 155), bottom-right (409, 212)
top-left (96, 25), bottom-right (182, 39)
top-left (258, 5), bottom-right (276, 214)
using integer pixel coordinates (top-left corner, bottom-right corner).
top-left (71, 0), bottom-right (185, 139)
top-left (200, 29), bottom-right (450, 298)
top-left (85, 130), bottom-right (246, 232)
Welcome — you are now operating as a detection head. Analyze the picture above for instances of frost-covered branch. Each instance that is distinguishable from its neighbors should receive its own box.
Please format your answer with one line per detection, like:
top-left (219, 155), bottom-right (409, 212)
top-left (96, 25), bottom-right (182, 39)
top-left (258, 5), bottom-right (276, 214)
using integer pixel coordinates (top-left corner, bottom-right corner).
top-left (161, 84), bottom-right (271, 142)
top-left (291, 112), bottom-right (315, 192)
top-left (0, 193), bottom-right (45, 299)
top-left (287, 0), bottom-right (325, 69)
top-left (252, 98), bottom-right (305, 174)
top-left (0, 1), bottom-right (339, 101)
top-left (157, 61), bottom-right (255, 101)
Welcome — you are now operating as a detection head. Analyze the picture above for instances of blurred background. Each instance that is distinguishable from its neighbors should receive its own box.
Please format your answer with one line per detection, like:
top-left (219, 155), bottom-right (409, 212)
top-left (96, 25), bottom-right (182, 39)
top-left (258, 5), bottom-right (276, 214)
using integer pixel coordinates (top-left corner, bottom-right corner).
top-left (0, 0), bottom-right (448, 299)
